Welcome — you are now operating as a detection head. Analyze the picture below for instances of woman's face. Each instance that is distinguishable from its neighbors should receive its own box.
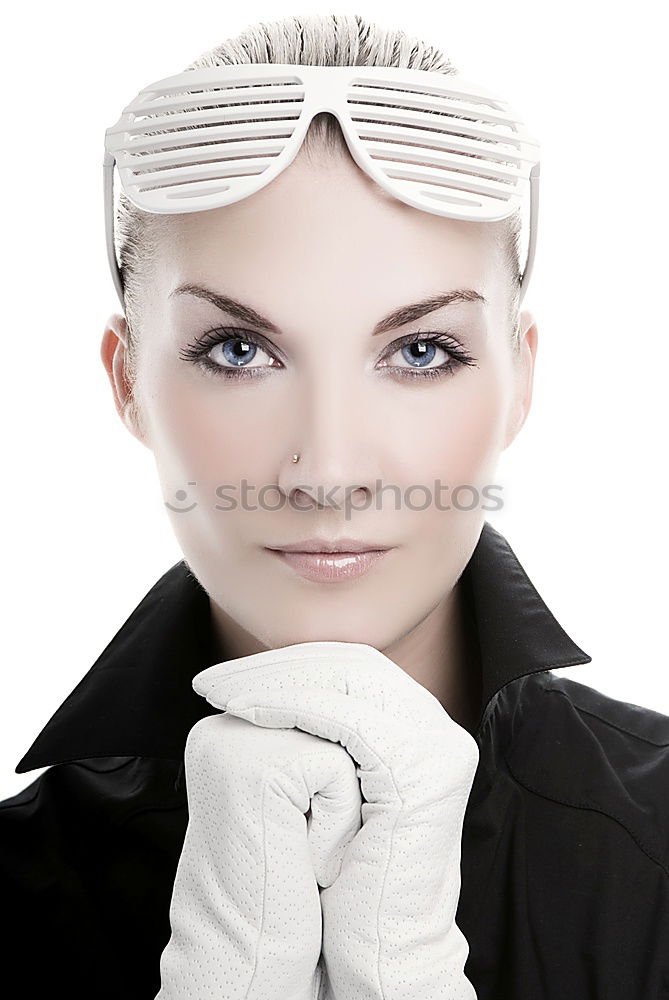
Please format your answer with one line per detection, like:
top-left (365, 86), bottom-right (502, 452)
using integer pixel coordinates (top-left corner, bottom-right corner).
top-left (104, 146), bottom-right (536, 653)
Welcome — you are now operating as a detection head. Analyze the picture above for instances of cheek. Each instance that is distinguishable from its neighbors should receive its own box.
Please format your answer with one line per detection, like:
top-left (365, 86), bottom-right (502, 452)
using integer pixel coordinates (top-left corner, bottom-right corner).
top-left (143, 365), bottom-right (264, 486)
top-left (440, 372), bottom-right (506, 484)
top-left (386, 369), bottom-right (508, 493)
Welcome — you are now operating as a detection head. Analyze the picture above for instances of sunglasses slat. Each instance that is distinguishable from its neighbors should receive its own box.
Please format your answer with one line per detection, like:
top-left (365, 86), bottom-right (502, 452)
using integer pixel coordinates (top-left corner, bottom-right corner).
top-left (107, 104), bottom-right (304, 142)
top-left (347, 84), bottom-right (523, 130)
top-left (123, 82), bottom-right (306, 118)
top-left (356, 122), bottom-right (534, 167)
top-left (112, 120), bottom-right (301, 156)
top-left (373, 159), bottom-right (522, 203)
top-left (118, 138), bottom-right (289, 173)
top-left (346, 105), bottom-right (533, 151)
top-left (361, 140), bottom-right (525, 185)
top-left (124, 158), bottom-right (279, 192)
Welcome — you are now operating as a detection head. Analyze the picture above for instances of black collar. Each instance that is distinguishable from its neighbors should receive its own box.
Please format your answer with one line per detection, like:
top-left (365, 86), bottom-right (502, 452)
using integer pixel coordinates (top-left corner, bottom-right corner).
top-left (15, 521), bottom-right (592, 774)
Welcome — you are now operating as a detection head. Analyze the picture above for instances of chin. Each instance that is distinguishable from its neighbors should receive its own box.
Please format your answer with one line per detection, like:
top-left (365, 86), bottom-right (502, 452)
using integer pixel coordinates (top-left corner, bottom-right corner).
top-left (267, 626), bottom-right (379, 650)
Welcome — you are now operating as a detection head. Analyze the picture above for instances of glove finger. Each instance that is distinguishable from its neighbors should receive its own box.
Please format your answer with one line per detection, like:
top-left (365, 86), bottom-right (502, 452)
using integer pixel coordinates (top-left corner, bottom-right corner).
top-left (224, 685), bottom-right (477, 807)
top-left (193, 640), bottom-right (447, 729)
top-left (301, 746), bottom-right (363, 888)
top-left (158, 713), bottom-right (325, 999)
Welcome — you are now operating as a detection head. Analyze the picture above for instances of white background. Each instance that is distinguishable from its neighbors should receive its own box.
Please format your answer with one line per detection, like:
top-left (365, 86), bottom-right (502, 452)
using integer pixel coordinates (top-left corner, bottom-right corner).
top-left (1, 0), bottom-right (667, 801)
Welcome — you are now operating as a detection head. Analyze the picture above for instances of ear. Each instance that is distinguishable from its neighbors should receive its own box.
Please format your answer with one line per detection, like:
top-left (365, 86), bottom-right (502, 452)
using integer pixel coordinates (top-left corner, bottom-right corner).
top-left (100, 313), bottom-right (150, 448)
top-left (502, 309), bottom-right (538, 451)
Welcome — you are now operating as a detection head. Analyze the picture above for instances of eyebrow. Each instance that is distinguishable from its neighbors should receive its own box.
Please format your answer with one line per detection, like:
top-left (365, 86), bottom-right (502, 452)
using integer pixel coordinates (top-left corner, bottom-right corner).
top-left (169, 282), bottom-right (486, 336)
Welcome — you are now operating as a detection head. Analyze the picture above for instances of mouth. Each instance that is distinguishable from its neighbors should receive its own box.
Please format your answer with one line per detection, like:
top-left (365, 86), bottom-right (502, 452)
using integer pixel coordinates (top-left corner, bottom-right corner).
top-left (265, 543), bottom-right (395, 583)
top-left (267, 537), bottom-right (393, 554)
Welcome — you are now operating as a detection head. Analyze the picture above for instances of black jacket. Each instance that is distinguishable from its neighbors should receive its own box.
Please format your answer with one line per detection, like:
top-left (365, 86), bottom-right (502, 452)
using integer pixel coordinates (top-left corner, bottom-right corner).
top-left (2, 521), bottom-right (668, 998)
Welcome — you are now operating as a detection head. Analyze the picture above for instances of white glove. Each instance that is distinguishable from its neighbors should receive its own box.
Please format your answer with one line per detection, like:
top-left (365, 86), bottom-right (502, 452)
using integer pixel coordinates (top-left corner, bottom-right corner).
top-left (154, 702), bottom-right (359, 998)
top-left (193, 640), bottom-right (480, 1000)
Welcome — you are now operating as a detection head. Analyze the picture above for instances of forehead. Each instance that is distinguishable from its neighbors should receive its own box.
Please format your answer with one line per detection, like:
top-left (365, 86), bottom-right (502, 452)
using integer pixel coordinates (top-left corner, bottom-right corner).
top-left (155, 149), bottom-right (508, 319)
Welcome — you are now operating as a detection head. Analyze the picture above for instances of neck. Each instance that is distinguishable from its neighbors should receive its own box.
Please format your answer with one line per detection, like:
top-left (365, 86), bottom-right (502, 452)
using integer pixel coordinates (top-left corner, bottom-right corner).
top-left (380, 578), bottom-right (482, 734)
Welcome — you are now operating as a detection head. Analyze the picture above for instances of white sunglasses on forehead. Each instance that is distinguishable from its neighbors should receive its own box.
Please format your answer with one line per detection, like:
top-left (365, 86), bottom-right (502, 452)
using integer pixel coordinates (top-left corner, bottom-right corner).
top-left (103, 63), bottom-right (541, 313)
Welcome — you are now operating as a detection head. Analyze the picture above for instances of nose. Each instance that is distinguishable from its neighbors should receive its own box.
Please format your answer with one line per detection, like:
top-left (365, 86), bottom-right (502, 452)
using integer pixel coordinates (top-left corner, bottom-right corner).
top-left (277, 372), bottom-right (383, 511)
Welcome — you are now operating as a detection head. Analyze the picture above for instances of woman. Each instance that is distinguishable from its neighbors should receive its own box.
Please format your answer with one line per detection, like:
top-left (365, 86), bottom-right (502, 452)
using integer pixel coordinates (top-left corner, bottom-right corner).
top-left (1, 13), bottom-right (668, 1000)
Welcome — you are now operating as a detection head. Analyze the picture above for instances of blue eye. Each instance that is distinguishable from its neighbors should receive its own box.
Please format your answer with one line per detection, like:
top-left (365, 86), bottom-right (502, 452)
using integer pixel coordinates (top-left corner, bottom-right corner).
top-left (400, 341), bottom-right (441, 367)
top-left (213, 338), bottom-right (274, 370)
top-left (179, 328), bottom-right (279, 379)
top-left (179, 327), bottom-right (478, 382)
top-left (219, 338), bottom-right (258, 366)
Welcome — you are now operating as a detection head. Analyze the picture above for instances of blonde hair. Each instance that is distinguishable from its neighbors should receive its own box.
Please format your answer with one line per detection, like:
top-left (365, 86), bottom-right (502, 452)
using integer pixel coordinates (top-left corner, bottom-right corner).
top-left (116, 12), bottom-right (522, 395)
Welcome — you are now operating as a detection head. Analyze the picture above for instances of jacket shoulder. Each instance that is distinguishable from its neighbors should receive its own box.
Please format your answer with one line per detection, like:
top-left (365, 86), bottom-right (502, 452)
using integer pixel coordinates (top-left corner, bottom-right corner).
top-left (0, 756), bottom-right (187, 996)
top-left (0, 756), bottom-right (131, 821)
top-left (500, 671), bottom-right (669, 877)
top-left (542, 671), bottom-right (669, 745)
top-left (0, 756), bottom-right (185, 887)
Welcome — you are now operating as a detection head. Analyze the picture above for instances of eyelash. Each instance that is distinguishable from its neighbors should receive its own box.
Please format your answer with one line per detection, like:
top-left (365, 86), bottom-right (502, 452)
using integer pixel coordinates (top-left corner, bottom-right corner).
top-left (178, 326), bottom-right (478, 382)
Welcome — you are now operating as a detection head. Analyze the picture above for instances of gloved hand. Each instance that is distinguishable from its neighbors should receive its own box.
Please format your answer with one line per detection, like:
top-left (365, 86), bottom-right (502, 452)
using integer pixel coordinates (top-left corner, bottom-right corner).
top-left (154, 700), bottom-right (359, 999)
top-left (192, 640), bottom-right (480, 1000)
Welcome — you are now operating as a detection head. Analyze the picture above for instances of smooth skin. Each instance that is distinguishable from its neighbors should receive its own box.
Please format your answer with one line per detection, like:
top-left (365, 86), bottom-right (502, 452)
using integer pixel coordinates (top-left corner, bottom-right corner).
top-left (101, 140), bottom-right (537, 734)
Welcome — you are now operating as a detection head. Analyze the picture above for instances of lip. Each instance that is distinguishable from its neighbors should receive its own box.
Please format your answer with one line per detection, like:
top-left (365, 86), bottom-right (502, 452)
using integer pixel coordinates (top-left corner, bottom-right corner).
top-left (267, 537), bottom-right (393, 553)
top-left (267, 547), bottom-right (393, 583)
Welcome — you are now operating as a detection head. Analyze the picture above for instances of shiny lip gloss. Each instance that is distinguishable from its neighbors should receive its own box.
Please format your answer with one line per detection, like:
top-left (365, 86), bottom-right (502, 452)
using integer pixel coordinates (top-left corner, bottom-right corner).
top-left (267, 548), bottom-right (392, 583)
